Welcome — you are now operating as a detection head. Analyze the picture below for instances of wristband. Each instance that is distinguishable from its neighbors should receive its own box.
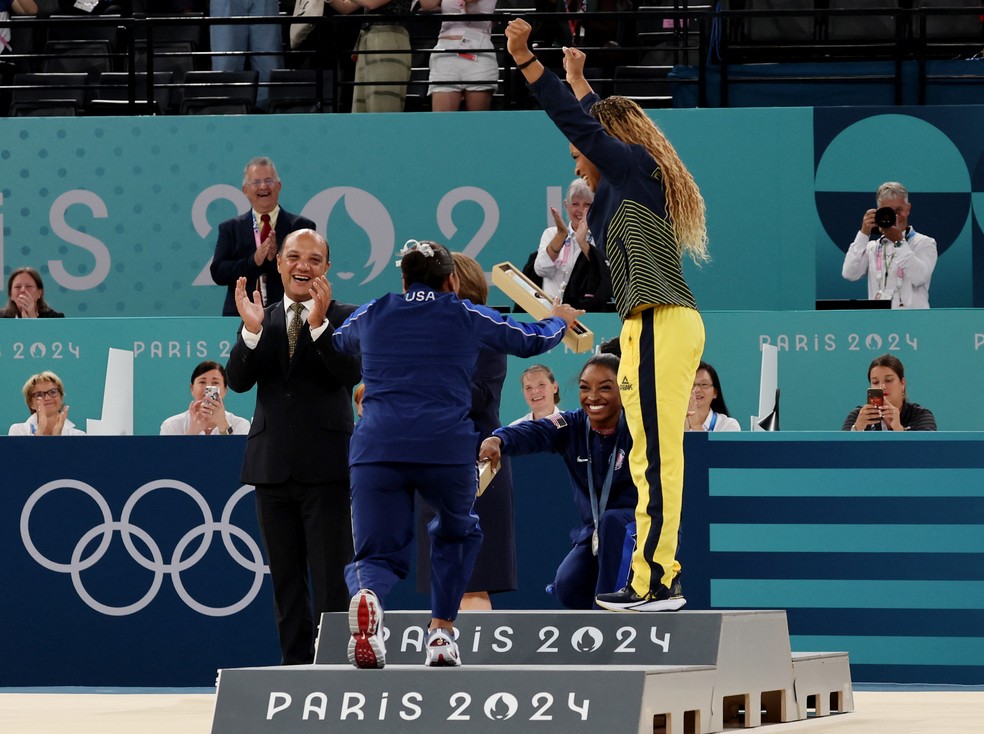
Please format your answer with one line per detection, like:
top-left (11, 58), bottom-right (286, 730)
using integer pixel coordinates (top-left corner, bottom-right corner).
top-left (516, 55), bottom-right (537, 71)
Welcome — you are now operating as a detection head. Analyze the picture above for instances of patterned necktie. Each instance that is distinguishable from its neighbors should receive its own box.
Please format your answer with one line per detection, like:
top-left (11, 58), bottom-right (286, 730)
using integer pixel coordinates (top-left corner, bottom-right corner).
top-left (288, 302), bottom-right (305, 358)
top-left (259, 213), bottom-right (272, 243)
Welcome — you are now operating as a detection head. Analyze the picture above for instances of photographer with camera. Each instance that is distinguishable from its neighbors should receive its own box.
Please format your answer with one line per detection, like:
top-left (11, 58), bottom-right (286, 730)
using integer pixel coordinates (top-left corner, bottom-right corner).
top-left (841, 181), bottom-right (938, 309)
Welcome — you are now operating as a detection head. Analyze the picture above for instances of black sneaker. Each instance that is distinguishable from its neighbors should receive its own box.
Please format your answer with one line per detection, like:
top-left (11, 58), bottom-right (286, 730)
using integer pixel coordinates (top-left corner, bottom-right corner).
top-left (596, 578), bottom-right (686, 612)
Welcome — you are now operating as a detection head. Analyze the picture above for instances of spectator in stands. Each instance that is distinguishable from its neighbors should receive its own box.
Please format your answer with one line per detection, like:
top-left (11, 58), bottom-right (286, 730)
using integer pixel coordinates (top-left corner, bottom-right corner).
top-left (210, 156), bottom-right (316, 316)
top-left (535, 178), bottom-right (593, 300)
top-left (479, 352), bottom-right (637, 609)
top-left (8, 371), bottom-right (85, 436)
top-left (510, 363), bottom-right (562, 424)
top-left (0, 0), bottom-right (37, 56)
top-left (842, 181), bottom-right (938, 309)
top-left (418, 0), bottom-right (498, 112)
top-left (528, 0), bottom-right (630, 80)
top-left (325, 0), bottom-right (412, 112)
top-left (506, 20), bottom-right (708, 612)
top-left (532, 177), bottom-right (611, 310)
top-left (160, 360), bottom-right (251, 435)
top-left (686, 361), bottom-right (740, 432)
top-left (49, 0), bottom-right (129, 17)
top-left (1, 267), bottom-right (64, 318)
top-left (842, 353), bottom-right (936, 432)
top-left (209, 0), bottom-right (283, 110)
top-left (288, 0), bottom-right (360, 111)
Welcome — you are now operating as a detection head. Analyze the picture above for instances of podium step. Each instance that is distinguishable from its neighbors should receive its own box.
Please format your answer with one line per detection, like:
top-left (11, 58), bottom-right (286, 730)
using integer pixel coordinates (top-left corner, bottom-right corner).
top-left (315, 608), bottom-right (792, 667)
top-left (211, 610), bottom-right (853, 734)
top-left (211, 664), bottom-right (715, 734)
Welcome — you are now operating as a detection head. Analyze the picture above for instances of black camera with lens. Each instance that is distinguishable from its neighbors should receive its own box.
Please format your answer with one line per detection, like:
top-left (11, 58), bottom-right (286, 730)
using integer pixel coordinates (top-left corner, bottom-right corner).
top-left (870, 206), bottom-right (897, 238)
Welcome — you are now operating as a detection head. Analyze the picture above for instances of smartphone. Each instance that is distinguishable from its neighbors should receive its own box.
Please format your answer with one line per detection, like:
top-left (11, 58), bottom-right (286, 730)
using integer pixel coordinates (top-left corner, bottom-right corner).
top-left (204, 385), bottom-right (220, 402)
top-left (866, 388), bottom-right (884, 407)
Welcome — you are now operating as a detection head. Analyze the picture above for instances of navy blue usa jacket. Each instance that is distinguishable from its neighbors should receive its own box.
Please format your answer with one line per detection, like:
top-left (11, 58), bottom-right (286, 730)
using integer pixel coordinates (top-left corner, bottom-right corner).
top-left (333, 283), bottom-right (567, 466)
top-left (491, 410), bottom-right (637, 543)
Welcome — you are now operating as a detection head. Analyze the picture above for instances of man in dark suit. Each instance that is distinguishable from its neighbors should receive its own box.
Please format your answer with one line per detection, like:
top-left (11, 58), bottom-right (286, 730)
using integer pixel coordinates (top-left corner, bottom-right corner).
top-left (211, 156), bottom-right (316, 316)
top-left (226, 228), bottom-right (361, 665)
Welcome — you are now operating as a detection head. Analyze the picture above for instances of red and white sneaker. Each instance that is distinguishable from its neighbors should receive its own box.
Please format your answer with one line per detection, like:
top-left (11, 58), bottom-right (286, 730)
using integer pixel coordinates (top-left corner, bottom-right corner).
top-left (347, 589), bottom-right (385, 669)
top-left (424, 627), bottom-right (461, 667)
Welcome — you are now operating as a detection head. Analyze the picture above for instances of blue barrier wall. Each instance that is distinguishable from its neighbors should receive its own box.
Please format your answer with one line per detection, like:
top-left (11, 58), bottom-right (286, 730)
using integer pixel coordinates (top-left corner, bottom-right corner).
top-left (3, 434), bottom-right (981, 686)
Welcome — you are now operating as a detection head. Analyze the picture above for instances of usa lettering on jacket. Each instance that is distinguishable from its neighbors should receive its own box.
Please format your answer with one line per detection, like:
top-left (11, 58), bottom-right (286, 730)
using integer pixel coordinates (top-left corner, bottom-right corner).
top-left (405, 291), bottom-right (436, 302)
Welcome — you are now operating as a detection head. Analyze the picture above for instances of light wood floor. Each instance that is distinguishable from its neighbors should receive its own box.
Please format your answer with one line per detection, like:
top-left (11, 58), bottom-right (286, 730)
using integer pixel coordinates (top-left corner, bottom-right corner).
top-left (0, 690), bottom-right (982, 733)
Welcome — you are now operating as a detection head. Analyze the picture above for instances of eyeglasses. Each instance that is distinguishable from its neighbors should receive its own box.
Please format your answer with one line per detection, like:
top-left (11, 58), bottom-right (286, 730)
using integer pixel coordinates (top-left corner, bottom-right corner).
top-left (692, 382), bottom-right (713, 391)
top-left (246, 178), bottom-right (279, 188)
top-left (31, 388), bottom-right (61, 400)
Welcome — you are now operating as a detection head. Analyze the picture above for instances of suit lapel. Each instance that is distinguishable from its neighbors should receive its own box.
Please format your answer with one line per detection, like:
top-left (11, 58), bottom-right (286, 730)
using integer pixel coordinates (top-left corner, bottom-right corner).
top-left (240, 211), bottom-right (256, 256)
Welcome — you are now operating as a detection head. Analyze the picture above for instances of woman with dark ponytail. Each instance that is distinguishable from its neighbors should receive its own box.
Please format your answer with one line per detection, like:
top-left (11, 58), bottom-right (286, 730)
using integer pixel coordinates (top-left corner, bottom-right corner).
top-left (333, 240), bottom-right (584, 669)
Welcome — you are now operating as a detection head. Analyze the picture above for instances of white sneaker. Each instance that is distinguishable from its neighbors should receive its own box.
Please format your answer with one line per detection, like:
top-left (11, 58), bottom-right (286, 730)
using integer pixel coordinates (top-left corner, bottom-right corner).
top-left (347, 589), bottom-right (385, 669)
top-left (424, 627), bottom-right (461, 667)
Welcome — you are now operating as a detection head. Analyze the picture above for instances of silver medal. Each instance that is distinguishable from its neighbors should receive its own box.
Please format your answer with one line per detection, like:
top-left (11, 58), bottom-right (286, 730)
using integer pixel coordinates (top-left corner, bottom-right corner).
top-left (591, 528), bottom-right (599, 556)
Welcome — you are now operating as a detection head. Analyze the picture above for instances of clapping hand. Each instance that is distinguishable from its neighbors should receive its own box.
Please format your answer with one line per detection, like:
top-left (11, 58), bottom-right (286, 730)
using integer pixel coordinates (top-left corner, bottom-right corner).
top-left (15, 291), bottom-right (39, 318)
top-left (253, 233), bottom-right (277, 266)
top-left (35, 399), bottom-right (69, 436)
top-left (307, 275), bottom-right (333, 329)
top-left (235, 276), bottom-right (265, 334)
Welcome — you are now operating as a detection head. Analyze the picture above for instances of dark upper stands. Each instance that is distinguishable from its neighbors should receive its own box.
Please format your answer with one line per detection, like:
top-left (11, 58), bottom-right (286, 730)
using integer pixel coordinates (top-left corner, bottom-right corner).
top-left (0, 2), bottom-right (980, 114)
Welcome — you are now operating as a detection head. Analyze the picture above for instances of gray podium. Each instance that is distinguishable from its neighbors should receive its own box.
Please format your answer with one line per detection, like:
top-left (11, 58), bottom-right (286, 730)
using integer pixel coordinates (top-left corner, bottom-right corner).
top-left (211, 609), bottom-right (853, 734)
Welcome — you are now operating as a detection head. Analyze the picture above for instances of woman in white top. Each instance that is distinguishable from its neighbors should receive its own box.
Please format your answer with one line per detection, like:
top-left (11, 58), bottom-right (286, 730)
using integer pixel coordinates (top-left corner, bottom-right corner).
top-left (160, 360), bottom-right (250, 436)
top-left (420, 0), bottom-right (499, 111)
top-left (8, 371), bottom-right (85, 436)
top-left (686, 361), bottom-right (741, 432)
top-left (534, 178), bottom-right (595, 301)
top-left (510, 363), bottom-right (562, 425)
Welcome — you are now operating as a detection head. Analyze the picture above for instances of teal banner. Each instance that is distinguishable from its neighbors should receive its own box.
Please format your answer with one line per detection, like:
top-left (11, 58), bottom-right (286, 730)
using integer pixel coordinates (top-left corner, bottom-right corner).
top-left (3, 108), bottom-right (981, 313)
top-left (10, 106), bottom-right (981, 315)
top-left (0, 309), bottom-right (980, 435)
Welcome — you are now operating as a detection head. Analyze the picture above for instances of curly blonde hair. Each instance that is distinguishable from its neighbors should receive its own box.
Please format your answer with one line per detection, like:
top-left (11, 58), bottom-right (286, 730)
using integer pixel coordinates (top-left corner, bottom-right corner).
top-left (590, 96), bottom-right (709, 264)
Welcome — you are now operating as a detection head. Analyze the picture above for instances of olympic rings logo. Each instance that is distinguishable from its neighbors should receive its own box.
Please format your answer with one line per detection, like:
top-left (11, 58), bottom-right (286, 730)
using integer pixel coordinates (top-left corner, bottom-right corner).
top-left (20, 479), bottom-right (268, 617)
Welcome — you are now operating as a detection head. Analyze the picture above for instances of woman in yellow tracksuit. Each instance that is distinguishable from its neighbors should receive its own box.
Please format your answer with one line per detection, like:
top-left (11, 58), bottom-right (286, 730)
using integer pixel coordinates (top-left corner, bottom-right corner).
top-left (506, 19), bottom-right (709, 611)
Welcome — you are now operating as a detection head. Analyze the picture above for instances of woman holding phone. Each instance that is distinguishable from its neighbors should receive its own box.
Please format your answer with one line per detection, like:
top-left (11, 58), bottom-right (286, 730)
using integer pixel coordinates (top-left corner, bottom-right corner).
top-left (842, 354), bottom-right (936, 431)
top-left (160, 360), bottom-right (251, 436)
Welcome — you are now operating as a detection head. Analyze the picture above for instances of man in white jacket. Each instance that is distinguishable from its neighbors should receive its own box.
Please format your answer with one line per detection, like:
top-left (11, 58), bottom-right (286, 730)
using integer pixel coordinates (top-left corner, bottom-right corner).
top-left (842, 181), bottom-right (938, 309)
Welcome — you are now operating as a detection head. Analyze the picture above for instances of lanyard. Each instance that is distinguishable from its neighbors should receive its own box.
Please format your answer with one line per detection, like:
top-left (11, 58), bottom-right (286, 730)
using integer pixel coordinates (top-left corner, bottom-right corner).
top-left (251, 212), bottom-right (270, 305)
top-left (585, 415), bottom-right (623, 555)
top-left (875, 227), bottom-right (912, 300)
top-left (707, 411), bottom-right (718, 431)
top-left (878, 241), bottom-right (898, 293)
